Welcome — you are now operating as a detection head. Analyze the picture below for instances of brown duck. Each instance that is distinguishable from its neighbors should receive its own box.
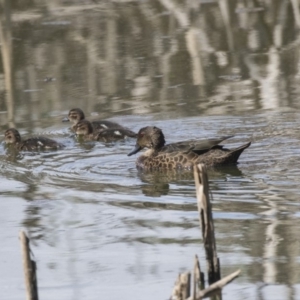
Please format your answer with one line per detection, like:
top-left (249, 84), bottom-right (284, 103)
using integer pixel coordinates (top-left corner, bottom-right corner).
top-left (63, 108), bottom-right (135, 134)
top-left (128, 126), bottom-right (251, 169)
top-left (4, 128), bottom-right (65, 151)
top-left (75, 120), bottom-right (137, 142)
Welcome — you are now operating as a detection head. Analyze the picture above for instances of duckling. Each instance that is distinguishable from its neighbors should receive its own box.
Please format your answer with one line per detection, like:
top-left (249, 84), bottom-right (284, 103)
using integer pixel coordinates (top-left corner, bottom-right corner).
top-left (63, 108), bottom-right (134, 133)
top-left (75, 120), bottom-right (136, 142)
top-left (128, 126), bottom-right (251, 170)
top-left (4, 128), bottom-right (65, 151)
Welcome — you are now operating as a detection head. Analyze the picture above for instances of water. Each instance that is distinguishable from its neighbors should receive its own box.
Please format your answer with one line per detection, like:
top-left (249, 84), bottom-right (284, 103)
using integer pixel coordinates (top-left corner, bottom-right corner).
top-left (1, 1), bottom-right (300, 300)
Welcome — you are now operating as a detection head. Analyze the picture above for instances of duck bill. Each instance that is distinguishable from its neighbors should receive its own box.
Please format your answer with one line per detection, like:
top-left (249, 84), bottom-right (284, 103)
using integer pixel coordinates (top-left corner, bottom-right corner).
top-left (62, 117), bottom-right (70, 122)
top-left (128, 144), bottom-right (142, 156)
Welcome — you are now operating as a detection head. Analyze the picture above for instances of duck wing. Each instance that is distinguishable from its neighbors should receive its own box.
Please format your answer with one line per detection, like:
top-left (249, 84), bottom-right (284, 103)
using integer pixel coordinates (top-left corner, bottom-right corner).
top-left (96, 128), bottom-right (137, 142)
top-left (91, 120), bottom-right (137, 137)
top-left (91, 120), bottom-right (124, 131)
top-left (161, 135), bottom-right (233, 154)
top-left (195, 141), bottom-right (251, 167)
top-left (19, 137), bottom-right (64, 151)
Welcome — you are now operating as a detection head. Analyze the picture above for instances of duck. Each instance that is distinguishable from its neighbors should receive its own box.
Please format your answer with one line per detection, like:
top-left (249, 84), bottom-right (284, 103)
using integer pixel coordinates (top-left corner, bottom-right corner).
top-left (128, 126), bottom-right (251, 169)
top-left (63, 108), bottom-right (135, 134)
top-left (75, 120), bottom-right (137, 142)
top-left (4, 128), bottom-right (65, 151)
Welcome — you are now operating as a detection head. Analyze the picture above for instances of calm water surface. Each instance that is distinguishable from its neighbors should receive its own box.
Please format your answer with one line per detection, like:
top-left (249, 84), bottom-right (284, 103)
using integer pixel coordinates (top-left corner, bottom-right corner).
top-left (1, 1), bottom-right (300, 300)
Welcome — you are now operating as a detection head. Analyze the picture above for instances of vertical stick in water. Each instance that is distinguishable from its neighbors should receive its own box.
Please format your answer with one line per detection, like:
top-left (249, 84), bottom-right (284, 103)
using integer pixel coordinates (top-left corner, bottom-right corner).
top-left (171, 272), bottom-right (191, 300)
top-left (193, 164), bottom-right (220, 284)
top-left (19, 230), bottom-right (38, 300)
top-left (193, 254), bottom-right (204, 298)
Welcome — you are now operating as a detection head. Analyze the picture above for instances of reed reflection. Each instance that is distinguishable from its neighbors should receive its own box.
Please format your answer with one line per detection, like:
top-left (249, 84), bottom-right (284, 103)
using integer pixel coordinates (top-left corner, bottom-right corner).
top-left (5, 0), bottom-right (300, 125)
top-left (0, 0), bottom-right (15, 127)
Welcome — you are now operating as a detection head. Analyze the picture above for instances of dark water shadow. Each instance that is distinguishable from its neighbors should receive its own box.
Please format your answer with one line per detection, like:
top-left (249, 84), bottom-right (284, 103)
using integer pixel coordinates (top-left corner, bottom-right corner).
top-left (136, 164), bottom-right (244, 197)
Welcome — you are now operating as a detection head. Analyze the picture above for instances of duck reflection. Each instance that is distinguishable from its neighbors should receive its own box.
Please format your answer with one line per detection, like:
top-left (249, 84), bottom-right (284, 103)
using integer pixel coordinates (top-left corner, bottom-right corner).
top-left (138, 170), bottom-right (171, 197)
top-left (208, 164), bottom-right (244, 179)
top-left (4, 148), bottom-right (23, 162)
top-left (137, 164), bottom-right (244, 197)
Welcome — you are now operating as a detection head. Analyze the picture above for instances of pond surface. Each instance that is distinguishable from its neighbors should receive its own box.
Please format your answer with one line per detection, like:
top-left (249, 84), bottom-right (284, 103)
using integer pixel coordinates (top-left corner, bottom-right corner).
top-left (1, 1), bottom-right (300, 300)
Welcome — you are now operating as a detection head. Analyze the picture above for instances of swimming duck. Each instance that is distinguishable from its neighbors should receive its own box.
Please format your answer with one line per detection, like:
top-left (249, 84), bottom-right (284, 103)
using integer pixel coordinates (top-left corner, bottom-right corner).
top-left (128, 126), bottom-right (251, 169)
top-left (75, 120), bottom-right (137, 142)
top-left (4, 128), bottom-right (65, 151)
top-left (63, 108), bottom-right (134, 133)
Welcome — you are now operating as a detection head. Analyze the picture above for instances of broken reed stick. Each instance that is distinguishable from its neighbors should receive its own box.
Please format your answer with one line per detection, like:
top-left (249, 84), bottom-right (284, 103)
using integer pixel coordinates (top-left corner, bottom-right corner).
top-left (193, 255), bottom-right (204, 299)
top-left (171, 272), bottom-right (191, 300)
top-left (171, 163), bottom-right (241, 300)
top-left (188, 269), bottom-right (241, 300)
top-left (175, 265), bottom-right (240, 300)
top-left (19, 230), bottom-right (38, 300)
top-left (193, 164), bottom-right (220, 284)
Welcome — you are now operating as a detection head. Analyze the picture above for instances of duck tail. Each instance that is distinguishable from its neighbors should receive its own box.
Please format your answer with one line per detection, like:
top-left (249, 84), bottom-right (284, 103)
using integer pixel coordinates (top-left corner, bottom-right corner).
top-left (123, 128), bottom-right (137, 138)
top-left (228, 141), bottom-right (251, 164)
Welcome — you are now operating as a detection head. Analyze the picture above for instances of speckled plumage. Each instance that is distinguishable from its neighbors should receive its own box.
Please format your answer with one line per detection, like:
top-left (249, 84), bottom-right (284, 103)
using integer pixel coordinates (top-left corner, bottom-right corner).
top-left (4, 128), bottom-right (65, 151)
top-left (128, 126), bottom-right (251, 170)
top-left (63, 108), bottom-right (135, 134)
top-left (75, 119), bottom-right (137, 142)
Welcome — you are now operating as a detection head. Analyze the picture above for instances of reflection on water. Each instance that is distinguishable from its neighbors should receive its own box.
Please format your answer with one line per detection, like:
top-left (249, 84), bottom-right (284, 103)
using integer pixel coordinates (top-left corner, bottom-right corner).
top-left (1, 112), bottom-right (300, 299)
top-left (0, 0), bottom-right (14, 127)
top-left (1, 1), bottom-right (300, 300)
top-left (2, 0), bottom-right (300, 125)
top-left (138, 165), bottom-right (244, 197)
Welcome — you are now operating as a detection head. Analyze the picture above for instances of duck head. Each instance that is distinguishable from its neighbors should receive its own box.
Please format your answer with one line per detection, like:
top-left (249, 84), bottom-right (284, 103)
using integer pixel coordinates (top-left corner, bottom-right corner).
top-left (74, 120), bottom-right (93, 137)
top-left (62, 108), bottom-right (85, 124)
top-left (128, 126), bottom-right (165, 156)
top-left (5, 128), bottom-right (22, 145)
